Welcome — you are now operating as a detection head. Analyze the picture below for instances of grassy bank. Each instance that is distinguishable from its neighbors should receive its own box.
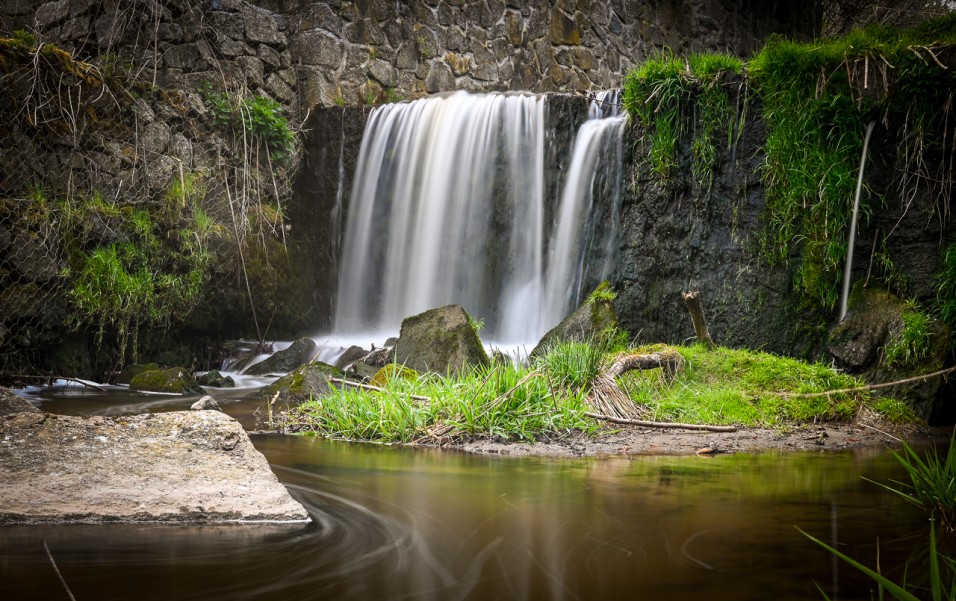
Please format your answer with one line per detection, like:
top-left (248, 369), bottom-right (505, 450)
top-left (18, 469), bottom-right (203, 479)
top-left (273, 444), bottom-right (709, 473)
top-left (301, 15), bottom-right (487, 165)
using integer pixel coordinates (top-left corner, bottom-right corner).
top-left (288, 339), bottom-right (916, 444)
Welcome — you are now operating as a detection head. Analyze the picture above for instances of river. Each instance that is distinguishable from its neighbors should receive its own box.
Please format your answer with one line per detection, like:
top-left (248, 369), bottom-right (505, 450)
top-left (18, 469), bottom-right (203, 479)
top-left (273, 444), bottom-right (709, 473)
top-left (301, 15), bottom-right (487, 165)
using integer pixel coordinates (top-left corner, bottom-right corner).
top-left (1, 388), bottom-right (930, 600)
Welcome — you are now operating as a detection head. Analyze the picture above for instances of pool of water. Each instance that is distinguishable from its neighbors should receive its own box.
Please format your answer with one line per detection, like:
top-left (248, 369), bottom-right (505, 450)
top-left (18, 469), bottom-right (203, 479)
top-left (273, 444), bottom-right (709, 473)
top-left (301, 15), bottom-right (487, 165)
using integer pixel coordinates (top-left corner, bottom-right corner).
top-left (1, 389), bottom-right (932, 600)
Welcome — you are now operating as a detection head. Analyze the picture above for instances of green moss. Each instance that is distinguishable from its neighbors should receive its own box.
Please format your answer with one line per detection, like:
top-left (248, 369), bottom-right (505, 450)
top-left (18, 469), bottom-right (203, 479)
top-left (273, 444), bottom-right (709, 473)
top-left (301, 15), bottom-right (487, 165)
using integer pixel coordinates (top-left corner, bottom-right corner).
top-left (370, 364), bottom-right (418, 387)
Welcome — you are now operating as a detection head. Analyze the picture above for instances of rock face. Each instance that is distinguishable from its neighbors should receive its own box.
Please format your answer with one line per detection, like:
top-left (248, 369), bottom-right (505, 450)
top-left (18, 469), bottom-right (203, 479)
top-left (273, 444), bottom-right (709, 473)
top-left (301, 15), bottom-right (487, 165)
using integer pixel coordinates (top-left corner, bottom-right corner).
top-left (129, 367), bottom-right (205, 395)
top-left (532, 284), bottom-right (618, 356)
top-left (0, 410), bottom-right (310, 523)
top-left (394, 305), bottom-right (489, 375)
top-left (245, 337), bottom-right (318, 375)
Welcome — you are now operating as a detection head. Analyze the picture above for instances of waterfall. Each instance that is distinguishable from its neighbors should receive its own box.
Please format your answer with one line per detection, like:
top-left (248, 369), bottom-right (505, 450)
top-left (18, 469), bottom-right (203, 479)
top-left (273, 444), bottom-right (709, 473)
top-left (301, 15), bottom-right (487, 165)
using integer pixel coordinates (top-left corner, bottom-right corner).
top-left (542, 92), bottom-right (625, 328)
top-left (333, 90), bottom-right (625, 347)
top-left (334, 92), bottom-right (546, 344)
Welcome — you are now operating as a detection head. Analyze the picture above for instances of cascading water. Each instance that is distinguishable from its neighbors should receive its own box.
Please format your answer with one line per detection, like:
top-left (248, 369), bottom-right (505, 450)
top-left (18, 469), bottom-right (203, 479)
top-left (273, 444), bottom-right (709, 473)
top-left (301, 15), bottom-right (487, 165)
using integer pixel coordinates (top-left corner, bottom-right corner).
top-left (333, 90), bottom-right (625, 348)
top-left (334, 92), bottom-right (546, 344)
top-left (543, 91), bottom-right (626, 326)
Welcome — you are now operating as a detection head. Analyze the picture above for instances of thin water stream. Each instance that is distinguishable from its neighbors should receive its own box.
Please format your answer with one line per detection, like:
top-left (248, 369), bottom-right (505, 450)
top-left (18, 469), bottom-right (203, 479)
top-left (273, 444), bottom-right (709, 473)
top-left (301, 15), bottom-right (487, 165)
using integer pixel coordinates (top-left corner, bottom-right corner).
top-left (2, 390), bottom-right (932, 600)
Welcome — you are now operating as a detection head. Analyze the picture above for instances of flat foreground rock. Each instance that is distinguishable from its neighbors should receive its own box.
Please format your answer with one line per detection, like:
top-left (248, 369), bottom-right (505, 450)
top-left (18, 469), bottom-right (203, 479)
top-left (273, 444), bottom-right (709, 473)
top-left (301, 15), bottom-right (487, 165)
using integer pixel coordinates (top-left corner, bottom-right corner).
top-left (0, 410), bottom-right (310, 524)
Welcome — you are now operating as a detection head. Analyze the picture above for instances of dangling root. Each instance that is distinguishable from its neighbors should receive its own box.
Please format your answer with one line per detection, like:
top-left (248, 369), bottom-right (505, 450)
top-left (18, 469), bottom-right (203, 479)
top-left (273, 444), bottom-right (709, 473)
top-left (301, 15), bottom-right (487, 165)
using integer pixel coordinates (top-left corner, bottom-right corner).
top-left (586, 350), bottom-right (685, 419)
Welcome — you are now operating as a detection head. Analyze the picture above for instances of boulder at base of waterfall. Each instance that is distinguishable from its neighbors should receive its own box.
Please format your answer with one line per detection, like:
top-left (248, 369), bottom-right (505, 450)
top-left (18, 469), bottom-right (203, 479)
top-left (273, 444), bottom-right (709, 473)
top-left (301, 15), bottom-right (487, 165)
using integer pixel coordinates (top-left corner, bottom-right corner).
top-left (394, 304), bottom-right (489, 375)
top-left (334, 345), bottom-right (370, 368)
top-left (129, 367), bottom-right (205, 394)
top-left (114, 362), bottom-right (161, 385)
top-left (0, 387), bottom-right (39, 416)
top-left (0, 410), bottom-right (310, 524)
top-left (531, 282), bottom-right (618, 357)
top-left (258, 361), bottom-right (344, 405)
top-left (196, 369), bottom-right (236, 388)
top-left (828, 285), bottom-right (953, 423)
top-left (245, 337), bottom-right (318, 375)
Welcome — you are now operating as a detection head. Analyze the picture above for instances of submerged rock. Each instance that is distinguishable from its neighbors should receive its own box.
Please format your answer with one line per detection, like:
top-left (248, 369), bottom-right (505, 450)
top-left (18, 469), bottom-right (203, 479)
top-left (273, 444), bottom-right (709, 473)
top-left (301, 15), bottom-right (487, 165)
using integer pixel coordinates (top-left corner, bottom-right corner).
top-left (0, 387), bottom-right (38, 416)
top-left (258, 361), bottom-right (344, 405)
top-left (394, 304), bottom-right (489, 375)
top-left (0, 410), bottom-right (310, 524)
top-left (129, 367), bottom-right (204, 395)
top-left (531, 282), bottom-right (618, 357)
top-left (245, 337), bottom-right (318, 375)
top-left (196, 369), bottom-right (236, 388)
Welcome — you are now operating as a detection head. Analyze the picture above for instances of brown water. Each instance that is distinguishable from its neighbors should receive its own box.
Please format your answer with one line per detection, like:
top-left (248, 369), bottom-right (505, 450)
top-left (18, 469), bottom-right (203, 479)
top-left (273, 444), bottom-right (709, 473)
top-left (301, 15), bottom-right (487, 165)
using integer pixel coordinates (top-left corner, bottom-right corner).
top-left (1, 388), bottom-right (932, 600)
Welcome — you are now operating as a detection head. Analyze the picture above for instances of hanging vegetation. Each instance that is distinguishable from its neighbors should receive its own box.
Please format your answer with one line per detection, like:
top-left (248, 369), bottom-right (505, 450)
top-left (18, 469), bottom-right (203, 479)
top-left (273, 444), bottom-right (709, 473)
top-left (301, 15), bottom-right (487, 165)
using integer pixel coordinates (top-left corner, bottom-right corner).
top-left (623, 15), bottom-right (956, 317)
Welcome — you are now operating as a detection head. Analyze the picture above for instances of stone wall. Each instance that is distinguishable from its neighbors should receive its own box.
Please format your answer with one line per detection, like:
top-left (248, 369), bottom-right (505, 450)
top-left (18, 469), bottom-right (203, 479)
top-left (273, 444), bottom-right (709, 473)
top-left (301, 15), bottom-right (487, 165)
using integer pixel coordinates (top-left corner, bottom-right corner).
top-left (260, 0), bottom-right (818, 109)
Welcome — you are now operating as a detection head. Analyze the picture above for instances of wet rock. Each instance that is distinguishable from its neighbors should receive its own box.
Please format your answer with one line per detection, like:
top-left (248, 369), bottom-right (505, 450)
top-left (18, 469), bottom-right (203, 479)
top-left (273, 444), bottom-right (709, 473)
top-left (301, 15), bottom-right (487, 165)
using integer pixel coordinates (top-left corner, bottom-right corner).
top-left (334, 345), bottom-right (370, 369)
top-left (191, 395), bottom-right (222, 411)
top-left (531, 282), bottom-right (618, 357)
top-left (258, 361), bottom-right (344, 405)
top-left (129, 367), bottom-right (205, 395)
top-left (0, 387), bottom-right (39, 416)
top-left (196, 369), bottom-right (235, 388)
top-left (394, 304), bottom-right (489, 375)
top-left (245, 337), bottom-right (318, 375)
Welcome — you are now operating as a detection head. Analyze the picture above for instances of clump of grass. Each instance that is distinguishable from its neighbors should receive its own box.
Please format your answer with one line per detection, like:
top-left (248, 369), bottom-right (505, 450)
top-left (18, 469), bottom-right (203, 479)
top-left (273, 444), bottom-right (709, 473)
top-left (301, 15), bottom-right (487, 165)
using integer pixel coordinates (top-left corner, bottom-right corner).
top-left (869, 436), bottom-right (956, 532)
top-left (938, 243), bottom-right (956, 329)
top-left (884, 304), bottom-right (934, 368)
top-left (801, 521), bottom-right (956, 601)
top-left (623, 51), bottom-right (743, 184)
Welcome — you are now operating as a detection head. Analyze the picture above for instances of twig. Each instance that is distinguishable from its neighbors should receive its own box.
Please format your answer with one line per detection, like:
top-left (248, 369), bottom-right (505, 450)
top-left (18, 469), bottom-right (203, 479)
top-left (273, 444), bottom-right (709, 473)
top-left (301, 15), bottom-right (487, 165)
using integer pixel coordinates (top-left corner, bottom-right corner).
top-left (42, 539), bottom-right (77, 601)
top-left (584, 412), bottom-right (738, 432)
top-left (328, 376), bottom-right (431, 403)
top-left (774, 365), bottom-right (956, 398)
top-left (858, 422), bottom-right (903, 443)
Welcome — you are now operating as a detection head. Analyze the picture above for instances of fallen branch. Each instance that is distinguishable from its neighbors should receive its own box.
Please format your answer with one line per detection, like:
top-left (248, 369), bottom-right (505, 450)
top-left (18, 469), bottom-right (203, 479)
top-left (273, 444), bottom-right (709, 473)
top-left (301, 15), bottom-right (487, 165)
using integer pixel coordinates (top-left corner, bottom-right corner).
top-left (328, 376), bottom-right (431, 403)
top-left (588, 350), bottom-right (684, 420)
top-left (43, 539), bottom-right (77, 601)
top-left (584, 412), bottom-right (738, 432)
top-left (773, 365), bottom-right (956, 398)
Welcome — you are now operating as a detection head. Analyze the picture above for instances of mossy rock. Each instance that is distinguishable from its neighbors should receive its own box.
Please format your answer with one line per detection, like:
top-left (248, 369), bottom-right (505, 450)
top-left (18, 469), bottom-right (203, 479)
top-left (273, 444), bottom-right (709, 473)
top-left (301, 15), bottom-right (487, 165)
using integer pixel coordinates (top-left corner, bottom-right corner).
top-left (115, 363), bottom-right (161, 385)
top-left (828, 286), bottom-right (954, 423)
top-left (259, 361), bottom-right (344, 405)
top-left (393, 304), bottom-right (489, 375)
top-left (196, 370), bottom-right (235, 388)
top-left (531, 282), bottom-right (618, 357)
top-left (370, 364), bottom-right (418, 387)
top-left (129, 367), bottom-right (204, 395)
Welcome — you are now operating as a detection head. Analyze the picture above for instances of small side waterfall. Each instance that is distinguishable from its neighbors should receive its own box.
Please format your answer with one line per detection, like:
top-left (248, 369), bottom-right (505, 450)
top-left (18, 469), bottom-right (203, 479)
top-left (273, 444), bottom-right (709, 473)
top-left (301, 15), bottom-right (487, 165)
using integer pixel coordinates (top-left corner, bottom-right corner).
top-left (543, 92), bottom-right (625, 326)
top-left (839, 120), bottom-right (876, 322)
top-left (333, 90), bottom-right (625, 347)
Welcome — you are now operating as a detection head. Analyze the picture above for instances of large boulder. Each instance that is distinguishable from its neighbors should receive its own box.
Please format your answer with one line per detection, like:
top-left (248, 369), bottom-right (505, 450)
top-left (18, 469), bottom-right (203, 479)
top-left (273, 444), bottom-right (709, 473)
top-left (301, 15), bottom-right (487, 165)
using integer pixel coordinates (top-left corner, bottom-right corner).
top-left (114, 363), bottom-right (161, 385)
top-left (829, 286), bottom-right (953, 423)
top-left (393, 305), bottom-right (489, 375)
top-left (258, 361), bottom-right (344, 405)
top-left (0, 387), bottom-right (39, 416)
top-left (245, 337), bottom-right (318, 375)
top-left (129, 367), bottom-right (204, 395)
top-left (531, 282), bottom-right (618, 357)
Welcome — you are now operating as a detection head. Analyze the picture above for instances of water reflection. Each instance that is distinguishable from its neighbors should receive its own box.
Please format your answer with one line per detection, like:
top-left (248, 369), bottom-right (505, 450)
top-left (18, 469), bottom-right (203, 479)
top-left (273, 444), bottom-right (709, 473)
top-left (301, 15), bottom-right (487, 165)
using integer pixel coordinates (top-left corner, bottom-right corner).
top-left (1, 418), bottom-right (928, 600)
